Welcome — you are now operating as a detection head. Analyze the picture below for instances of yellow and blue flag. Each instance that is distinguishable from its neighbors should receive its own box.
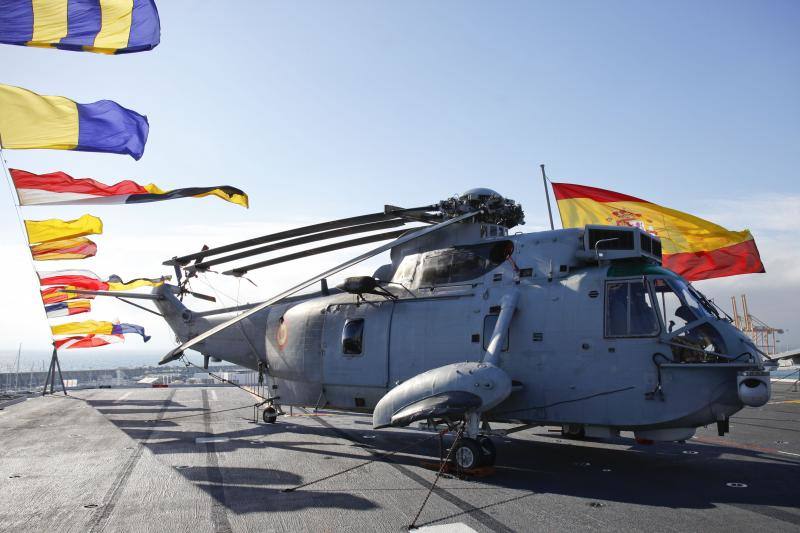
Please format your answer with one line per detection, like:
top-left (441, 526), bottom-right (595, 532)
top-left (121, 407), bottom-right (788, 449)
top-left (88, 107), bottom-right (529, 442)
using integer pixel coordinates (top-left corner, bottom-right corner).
top-left (51, 320), bottom-right (150, 341)
top-left (0, 0), bottom-right (160, 54)
top-left (0, 83), bottom-right (149, 159)
top-left (45, 300), bottom-right (91, 318)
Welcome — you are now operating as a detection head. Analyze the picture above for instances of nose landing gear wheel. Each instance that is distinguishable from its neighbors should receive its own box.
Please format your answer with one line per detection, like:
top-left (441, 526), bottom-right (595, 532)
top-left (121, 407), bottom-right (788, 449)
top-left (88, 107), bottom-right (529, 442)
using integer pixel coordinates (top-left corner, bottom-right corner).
top-left (262, 406), bottom-right (277, 424)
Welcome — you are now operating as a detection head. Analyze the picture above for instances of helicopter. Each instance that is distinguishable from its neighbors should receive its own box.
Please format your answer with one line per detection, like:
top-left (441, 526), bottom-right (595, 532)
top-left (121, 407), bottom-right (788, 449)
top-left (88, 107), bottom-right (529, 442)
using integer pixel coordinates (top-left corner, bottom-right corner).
top-left (82, 188), bottom-right (772, 470)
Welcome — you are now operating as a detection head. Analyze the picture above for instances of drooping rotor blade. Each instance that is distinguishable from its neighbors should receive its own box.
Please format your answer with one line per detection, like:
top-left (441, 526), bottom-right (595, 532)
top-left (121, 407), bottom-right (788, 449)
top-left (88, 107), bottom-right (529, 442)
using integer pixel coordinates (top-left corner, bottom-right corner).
top-left (64, 287), bottom-right (216, 303)
top-left (188, 219), bottom-right (406, 273)
top-left (163, 205), bottom-right (436, 267)
top-left (63, 289), bottom-right (164, 301)
top-left (183, 289), bottom-right (217, 303)
top-left (223, 228), bottom-right (410, 277)
top-left (159, 209), bottom-right (481, 365)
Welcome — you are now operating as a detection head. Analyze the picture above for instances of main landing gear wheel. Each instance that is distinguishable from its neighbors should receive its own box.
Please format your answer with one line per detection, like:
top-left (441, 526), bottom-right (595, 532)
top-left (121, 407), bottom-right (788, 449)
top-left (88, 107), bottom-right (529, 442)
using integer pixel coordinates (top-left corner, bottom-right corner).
top-left (262, 406), bottom-right (277, 424)
top-left (452, 438), bottom-right (482, 470)
top-left (561, 424), bottom-right (585, 440)
top-left (451, 437), bottom-right (496, 470)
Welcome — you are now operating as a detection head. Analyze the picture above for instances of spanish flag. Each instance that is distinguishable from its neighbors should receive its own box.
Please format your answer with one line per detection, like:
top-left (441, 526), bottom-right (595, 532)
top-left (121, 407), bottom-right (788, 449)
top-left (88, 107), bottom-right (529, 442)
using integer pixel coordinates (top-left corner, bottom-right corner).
top-left (552, 182), bottom-right (765, 281)
top-left (11, 169), bottom-right (249, 208)
top-left (0, 84), bottom-right (148, 159)
top-left (0, 0), bottom-right (160, 54)
top-left (24, 214), bottom-right (102, 244)
top-left (31, 237), bottom-right (97, 260)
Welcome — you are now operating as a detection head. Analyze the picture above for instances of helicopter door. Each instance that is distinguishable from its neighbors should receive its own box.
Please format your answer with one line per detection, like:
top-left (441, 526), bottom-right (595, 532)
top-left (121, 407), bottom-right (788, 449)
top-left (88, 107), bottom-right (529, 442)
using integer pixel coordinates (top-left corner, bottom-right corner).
top-left (389, 296), bottom-right (483, 383)
top-left (321, 300), bottom-right (393, 388)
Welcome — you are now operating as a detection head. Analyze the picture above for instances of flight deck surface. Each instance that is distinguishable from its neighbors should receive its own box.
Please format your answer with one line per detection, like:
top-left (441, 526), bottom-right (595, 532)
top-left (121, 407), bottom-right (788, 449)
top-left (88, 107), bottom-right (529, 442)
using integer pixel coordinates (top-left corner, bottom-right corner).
top-left (1, 384), bottom-right (798, 532)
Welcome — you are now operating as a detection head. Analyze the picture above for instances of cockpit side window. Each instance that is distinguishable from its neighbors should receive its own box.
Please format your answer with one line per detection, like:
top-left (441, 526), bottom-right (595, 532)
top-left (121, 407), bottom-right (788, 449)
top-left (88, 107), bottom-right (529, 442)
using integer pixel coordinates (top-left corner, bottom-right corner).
top-left (391, 254), bottom-right (419, 284)
top-left (605, 280), bottom-right (660, 338)
top-left (652, 278), bottom-right (710, 333)
top-left (652, 277), bottom-right (725, 361)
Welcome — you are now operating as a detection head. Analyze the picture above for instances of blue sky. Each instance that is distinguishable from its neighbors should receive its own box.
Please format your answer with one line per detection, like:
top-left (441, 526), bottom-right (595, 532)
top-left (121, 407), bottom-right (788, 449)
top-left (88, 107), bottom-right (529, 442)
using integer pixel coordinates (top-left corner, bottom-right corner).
top-left (1, 1), bottom-right (798, 368)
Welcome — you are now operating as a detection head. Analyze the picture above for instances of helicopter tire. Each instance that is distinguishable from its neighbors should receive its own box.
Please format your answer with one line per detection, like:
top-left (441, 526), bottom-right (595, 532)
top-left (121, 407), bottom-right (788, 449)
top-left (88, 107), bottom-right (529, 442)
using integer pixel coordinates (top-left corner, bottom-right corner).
top-left (561, 424), bottom-right (585, 440)
top-left (477, 435), bottom-right (497, 466)
top-left (451, 438), bottom-right (482, 470)
top-left (262, 406), bottom-right (277, 424)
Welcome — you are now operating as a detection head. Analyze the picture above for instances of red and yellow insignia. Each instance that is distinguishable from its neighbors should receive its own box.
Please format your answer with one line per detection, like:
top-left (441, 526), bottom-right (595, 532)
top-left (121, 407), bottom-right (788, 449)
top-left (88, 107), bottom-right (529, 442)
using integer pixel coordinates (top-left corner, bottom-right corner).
top-left (276, 317), bottom-right (288, 350)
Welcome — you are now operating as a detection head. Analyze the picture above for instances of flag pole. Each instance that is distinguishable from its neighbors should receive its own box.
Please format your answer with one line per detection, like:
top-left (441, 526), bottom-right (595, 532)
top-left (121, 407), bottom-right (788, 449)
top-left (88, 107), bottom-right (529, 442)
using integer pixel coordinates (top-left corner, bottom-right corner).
top-left (540, 164), bottom-right (555, 230)
top-left (0, 141), bottom-right (65, 395)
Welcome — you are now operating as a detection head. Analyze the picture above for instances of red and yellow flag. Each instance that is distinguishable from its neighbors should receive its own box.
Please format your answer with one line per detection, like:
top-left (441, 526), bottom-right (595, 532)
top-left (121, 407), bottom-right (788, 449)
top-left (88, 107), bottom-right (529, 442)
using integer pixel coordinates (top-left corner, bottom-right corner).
top-left (30, 237), bottom-right (97, 261)
top-left (552, 182), bottom-right (765, 281)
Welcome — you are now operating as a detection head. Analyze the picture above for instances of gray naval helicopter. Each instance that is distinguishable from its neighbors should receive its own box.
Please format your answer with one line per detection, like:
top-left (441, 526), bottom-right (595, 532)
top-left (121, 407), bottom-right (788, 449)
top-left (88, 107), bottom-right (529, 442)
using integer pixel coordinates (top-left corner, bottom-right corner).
top-left (106, 189), bottom-right (773, 469)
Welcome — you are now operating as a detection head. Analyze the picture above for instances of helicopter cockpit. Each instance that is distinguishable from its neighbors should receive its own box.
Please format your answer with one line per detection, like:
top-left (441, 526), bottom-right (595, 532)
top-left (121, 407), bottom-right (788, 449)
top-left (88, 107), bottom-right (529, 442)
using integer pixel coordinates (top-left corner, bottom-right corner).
top-left (651, 277), bottom-right (729, 362)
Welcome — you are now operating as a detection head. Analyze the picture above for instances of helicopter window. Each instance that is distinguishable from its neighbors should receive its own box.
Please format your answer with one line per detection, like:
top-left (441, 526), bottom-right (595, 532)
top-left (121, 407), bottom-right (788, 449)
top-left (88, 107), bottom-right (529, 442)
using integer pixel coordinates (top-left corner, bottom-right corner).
top-left (652, 278), bottom-right (711, 332)
top-left (482, 315), bottom-right (509, 352)
top-left (605, 281), bottom-right (659, 337)
top-left (652, 278), bottom-right (725, 361)
top-left (392, 254), bottom-right (419, 284)
top-left (342, 319), bottom-right (364, 355)
top-left (418, 241), bottom-right (512, 286)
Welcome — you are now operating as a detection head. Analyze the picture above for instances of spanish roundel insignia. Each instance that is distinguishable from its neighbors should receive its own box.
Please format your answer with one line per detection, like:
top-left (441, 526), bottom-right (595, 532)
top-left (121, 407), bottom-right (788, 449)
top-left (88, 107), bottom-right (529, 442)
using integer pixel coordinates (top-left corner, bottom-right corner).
top-left (276, 318), bottom-right (288, 350)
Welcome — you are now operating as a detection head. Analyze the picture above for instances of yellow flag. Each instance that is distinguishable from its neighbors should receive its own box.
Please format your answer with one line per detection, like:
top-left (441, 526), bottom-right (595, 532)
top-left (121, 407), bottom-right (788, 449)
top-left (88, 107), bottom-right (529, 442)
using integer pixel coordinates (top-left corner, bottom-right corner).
top-left (24, 214), bottom-right (102, 244)
top-left (51, 320), bottom-right (115, 336)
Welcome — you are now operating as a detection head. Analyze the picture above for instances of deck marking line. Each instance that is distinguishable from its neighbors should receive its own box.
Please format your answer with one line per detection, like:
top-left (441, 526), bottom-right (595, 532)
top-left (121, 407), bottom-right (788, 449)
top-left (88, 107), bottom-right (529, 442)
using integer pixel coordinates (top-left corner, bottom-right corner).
top-left (305, 408), bottom-right (516, 533)
top-left (87, 390), bottom-right (176, 533)
top-left (196, 436), bottom-right (230, 444)
top-left (202, 389), bottom-right (233, 533)
top-left (777, 450), bottom-right (800, 457)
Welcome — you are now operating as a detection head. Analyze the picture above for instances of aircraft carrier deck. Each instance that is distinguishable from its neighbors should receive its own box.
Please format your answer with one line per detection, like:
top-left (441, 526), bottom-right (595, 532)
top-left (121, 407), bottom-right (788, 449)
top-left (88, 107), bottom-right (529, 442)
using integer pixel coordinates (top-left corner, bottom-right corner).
top-left (1, 382), bottom-right (798, 532)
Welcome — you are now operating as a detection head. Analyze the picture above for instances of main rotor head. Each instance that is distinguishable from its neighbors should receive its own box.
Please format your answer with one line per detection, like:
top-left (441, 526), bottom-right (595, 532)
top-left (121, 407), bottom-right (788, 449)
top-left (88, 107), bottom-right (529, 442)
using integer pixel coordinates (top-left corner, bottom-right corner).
top-left (438, 188), bottom-right (524, 229)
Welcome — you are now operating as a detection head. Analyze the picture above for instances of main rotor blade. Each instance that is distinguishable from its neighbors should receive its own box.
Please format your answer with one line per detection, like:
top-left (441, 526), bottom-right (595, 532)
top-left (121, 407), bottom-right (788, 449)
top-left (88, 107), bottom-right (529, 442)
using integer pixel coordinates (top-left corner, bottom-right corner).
top-left (163, 205), bottom-right (436, 267)
top-left (63, 289), bottom-right (164, 301)
top-left (159, 209), bottom-right (481, 364)
top-left (189, 219), bottom-right (405, 273)
top-left (223, 228), bottom-right (410, 276)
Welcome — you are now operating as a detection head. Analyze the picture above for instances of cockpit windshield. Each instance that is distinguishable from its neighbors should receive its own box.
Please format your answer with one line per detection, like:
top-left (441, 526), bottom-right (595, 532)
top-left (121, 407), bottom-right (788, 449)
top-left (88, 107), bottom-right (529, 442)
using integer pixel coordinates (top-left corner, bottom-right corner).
top-left (652, 277), bottom-right (725, 361)
top-left (652, 277), bottom-right (710, 332)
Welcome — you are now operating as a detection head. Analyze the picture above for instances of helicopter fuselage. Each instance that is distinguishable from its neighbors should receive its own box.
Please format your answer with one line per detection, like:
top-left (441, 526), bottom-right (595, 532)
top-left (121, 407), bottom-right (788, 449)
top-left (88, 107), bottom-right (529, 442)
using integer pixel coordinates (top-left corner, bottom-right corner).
top-left (158, 222), bottom-right (769, 441)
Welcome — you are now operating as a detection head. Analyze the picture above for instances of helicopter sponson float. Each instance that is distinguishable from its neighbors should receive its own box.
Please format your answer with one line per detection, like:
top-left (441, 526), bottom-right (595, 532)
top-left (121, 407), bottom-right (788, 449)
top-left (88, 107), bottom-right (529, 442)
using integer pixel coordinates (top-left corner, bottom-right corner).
top-left (101, 188), bottom-right (770, 469)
